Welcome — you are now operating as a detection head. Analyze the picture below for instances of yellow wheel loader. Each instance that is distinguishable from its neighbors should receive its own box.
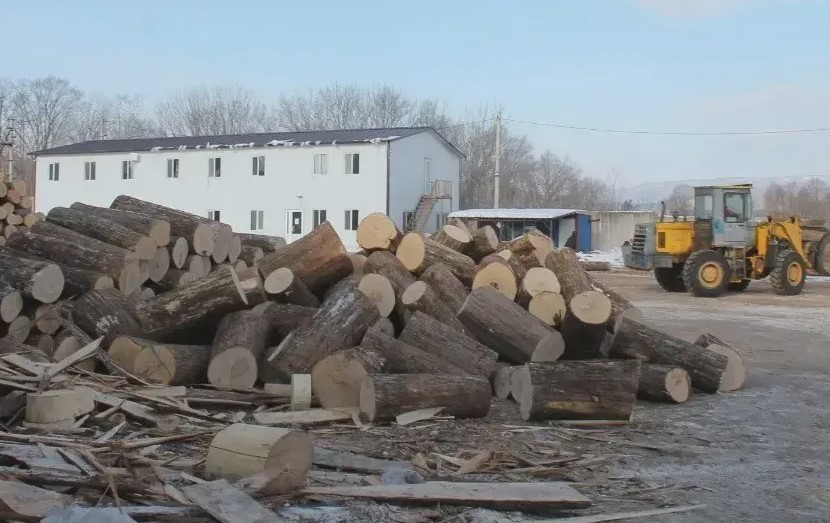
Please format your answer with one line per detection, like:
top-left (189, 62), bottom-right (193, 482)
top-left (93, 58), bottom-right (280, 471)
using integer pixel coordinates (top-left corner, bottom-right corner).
top-left (623, 184), bottom-right (830, 297)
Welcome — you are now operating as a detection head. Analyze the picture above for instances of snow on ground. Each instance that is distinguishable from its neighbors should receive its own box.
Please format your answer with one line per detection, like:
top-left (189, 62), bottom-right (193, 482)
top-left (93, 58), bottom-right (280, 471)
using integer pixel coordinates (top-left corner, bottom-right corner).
top-left (578, 247), bottom-right (624, 268)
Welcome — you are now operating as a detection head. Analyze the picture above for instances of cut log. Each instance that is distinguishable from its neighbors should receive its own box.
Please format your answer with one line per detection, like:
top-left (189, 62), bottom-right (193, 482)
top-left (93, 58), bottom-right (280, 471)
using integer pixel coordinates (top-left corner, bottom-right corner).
top-left (26, 333), bottom-right (54, 356)
top-left (8, 225), bottom-right (140, 294)
top-left (359, 374), bottom-right (491, 421)
top-left (256, 302), bottom-right (318, 343)
top-left (290, 374), bottom-right (312, 410)
top-left (349, 253), bottom-right (367, 275)
top-left (133, 339), bottom-right (212, 385)
top-left (473, 261), bottom-right (518, 301)
top-left (505, 230), bottom-right (554, 261)
top-left (205, 423), bottom-right (312, 494)
top-left (208, 310), bottom-right (268, 388)
top-left (397, 232), bottom-right (476, 285)
top-left (0, 248), bottom-right (64, 303)
top-left (148, 247), bottom-right (171, 283)
top-left (693, 333), bottom-right (746, 392)
top-left (581, 260), bottom-right (611, 272)
top-left (211, 223), bottom-right (235, 264)
top-left (107, 335), bottom-right (145, 373)
top-left (227, 235), bottom-right (242, 263)
top-left (46, 206), bottom-right (158, 260)
top-left (358, 273), bottom-right (395, 317)
top-left (610, 318), bottom-right (729, 393)
top-left (356, 212), bottom-right (402, 252)
top-left (26, 387), bottom-right (95, 424)
top-left (518, 267), bottom-right (560, 306)
top-left (236, 232), bottom-right (287, 253)
top-left (169, 236), bottom-right (189, 269)
top-left (2, 224), bottom-right (17, 238)
top-left (516, 360), bottom-right (641, 420)
top-left (256, 221), bottom-right (351, 295)
top-left (74, 203), bottom-right (174, 247)
top-left (186, 254), bottom-right (211, 277)
top-left (261, 281), bottom-right (379, 382)
top-left (398, 311), bottom-right (498, 377)
top-left (362, 327), bottom-right (465, 375)
top-left (33, 304), bottom-right (61, 335)
top-left (638, 364), bottom-right (691, 403)
top-left (263, 267), bottom-right (321, 307)
top-left (492, 364), bottom-right (519, 400)
top-left (72, 288), bottom-right (142, 346)
top-left (457, 287), bottom-right (565, 363)
top-left (52, 331), bottom-right (93, 372)
top-left (527, 291), bottom-right (567, 327)
top-left (237, 245), bottom-right (264, 266)
top-left (12, 179), bottom-right (27, 196)
top-left (401, 281), bottom-right (463, 330)
top-left (0, 281), bottom-right (22, 323)
top-left (364, 250), bottom-right (417, 297)
top-left (312, 347), bottom-right (387, 408)
top-left (431, 224), bottom-right (472, 253)
top-left (447, 216), bottom-right (469, 233)
top-left (468, 225), bottom-right (500, 262)
top-left (3, 315), bottom-right (31, 343)
top-left (367, 316), bottom-right (396, 337)
top-left (419, 263), bottom-right (468, 313)
top-left (151, 269), bottom-right (198, 293)
top-left (590, 276), bottom-right (644, 333)
top-left (60, 266), bottom-right (114, 297)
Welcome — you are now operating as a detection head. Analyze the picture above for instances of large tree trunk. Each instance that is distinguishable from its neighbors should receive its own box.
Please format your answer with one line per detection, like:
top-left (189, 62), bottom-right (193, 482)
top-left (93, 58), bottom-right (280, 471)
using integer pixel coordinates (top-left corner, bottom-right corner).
top-left (361, 328), bottom-right (465, 375)
top-left (468, 226), bottom-right (499, 262)
top-left (130, 338), bottom-right (212, 385)
top-left (589, 276), bottom-right (644, 334)
top-left (311, 347), bottom-right (387, 408)
top-left (134, 266), bottom-right (264, 343)
top-left (255, 302), bottom-right (319, 344)
top-left (356, 213), bottom-right (402, 252)
top-left (236, 232), bottom-right (287, 253)
top-left (71, 288), bottom-right (143, 347)
top-left (70, 202), bottom-right (171, 247)
top-left (261, 282), bottom-right (379, 382)
top-left (360, 374), bottom-right (491, 421)
top-left (8, 224), bottom-right (141, 294)
top-left (419, 263), bottom-right (468, 313)
top-left (0, 248), bottom-right (64, 304)
top-left (693, 333), bottom-right (746, 392)
top-left (60, 266), bottom-right (114, 297)
top-left (638, 364), bottom-right (691, 403)
top-left (515, 360), bottom-right (641, 420)
top-left (208, 310), bottom-right (269, 388)
top-left (151, 269), bottom-right (198, 293)
top-left (263, 267), bottom-right (321, 307)
top-left (457, 287), bottom-right (565, 363)
top-left (363, 251), bottom-right (417, 328)
top-left (504, 230), bottom-right (554, 262)
top-left (396, 233), bottom-right (476, 286)
top-left (46, 206), bottom-right (157, 260)
top-left (401, 281), bottom-right (464, 331)
top-left (256, 221), bottom-right (351, 295)
top-left (610, 318), bottom-right (729, 393)
top-left (431, 225), bottom-right (472, 253)
top-left (398, 311), bottom-right (498, 378)
top-left (237, 245), bottom-right (264, 266)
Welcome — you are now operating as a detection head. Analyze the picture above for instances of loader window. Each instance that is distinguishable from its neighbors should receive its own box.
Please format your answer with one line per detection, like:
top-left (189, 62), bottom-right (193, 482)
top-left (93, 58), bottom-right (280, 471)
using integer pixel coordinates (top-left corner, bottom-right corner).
top-left (724, 193), bottom-right (746, 223)
top-left (695, 195), bottom-right (713, 219)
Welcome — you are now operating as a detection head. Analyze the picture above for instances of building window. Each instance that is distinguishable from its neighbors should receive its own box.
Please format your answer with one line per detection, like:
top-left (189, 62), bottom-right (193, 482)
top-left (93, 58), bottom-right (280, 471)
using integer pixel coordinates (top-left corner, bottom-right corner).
top-left (250, 210), bottom-right (264, 231)
top-left (84, 161), bottom-right (96, 181)
top-left (252, 156), bottom-right (265, 176)
top-left (209, 157), bottom-right (222, 178)
top-left (48, 163), bottom-right (60, 181)
top-left (122, 160), bottom-right (134, 180)
top-left (403, 211), bottom-right (413, 231)
top-left (207, 210), bottom-right (221, 221)
top-left (313, 154), bottom-right (328, 175)
top-left (724, 193), bottom-right (747, 223)
top-left (436, 213), bottom-right (449, 229)
top-left (424, 157), bottom-right (431, 179)
top-left (313, 209), bottom-right (327, 228)
top-left (167, 159), bottom-right (179, 178)
top-left (345, 153), bottom-right (360, 175)
top-left (344, 209), bottom-right (359, 231)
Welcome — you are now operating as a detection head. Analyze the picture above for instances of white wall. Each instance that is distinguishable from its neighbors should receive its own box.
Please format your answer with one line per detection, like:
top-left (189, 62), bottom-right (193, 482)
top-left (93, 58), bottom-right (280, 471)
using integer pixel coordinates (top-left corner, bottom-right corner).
top-left (388, 131), bottom-right (461, 233)
top-left (35, 143), bottom-right (389, 251)
top-left (590, 211), bottom-right (656, 251)
top-left (557, 217), bottom-right (575, 248)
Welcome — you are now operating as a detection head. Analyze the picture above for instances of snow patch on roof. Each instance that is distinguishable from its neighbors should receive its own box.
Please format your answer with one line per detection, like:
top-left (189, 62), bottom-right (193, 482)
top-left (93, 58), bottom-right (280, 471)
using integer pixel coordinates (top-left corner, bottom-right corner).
top-left (449, 208), bottom-right (586, 220)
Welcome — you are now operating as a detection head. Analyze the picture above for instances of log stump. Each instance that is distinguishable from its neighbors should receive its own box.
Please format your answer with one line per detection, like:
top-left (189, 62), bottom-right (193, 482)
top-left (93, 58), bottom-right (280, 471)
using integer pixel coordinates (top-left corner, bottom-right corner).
top-left (208, 310), bottom-right (269, 388)
top-left (638, 364), bottom-right (691, 403)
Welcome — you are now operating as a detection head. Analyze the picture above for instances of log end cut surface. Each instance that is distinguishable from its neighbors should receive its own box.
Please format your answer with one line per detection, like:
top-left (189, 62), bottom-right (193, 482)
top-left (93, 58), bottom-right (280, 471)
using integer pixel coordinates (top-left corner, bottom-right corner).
top-left (707, 344), bottom-right (746, 392)
top-left (357, 213), bottom-right (401, 252)
top-left (0, 290), bottom-right (23, 323)
top-left (208, 346), bottom-right (259, 389)
top-left (569, 290), bottom-right (612, 325)
top-left (358, 273), bottom-right (395, 317)
top-left (473, 262), bottom-right (518, 301)
top-left (32, 263), bottom-right (65, 304)
top-left (396, 233), bottom-right (426, 272)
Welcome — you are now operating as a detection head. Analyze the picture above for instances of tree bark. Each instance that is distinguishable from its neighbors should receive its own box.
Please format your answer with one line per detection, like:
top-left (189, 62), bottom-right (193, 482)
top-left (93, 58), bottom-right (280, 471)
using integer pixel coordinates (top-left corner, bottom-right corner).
top-left (589, 276), bottom-right (644, 334)
top-left (363, 250), bottom-right (417, 328)
top-left (0, 281), bottom-right (22, 323)
top-left (72, 288), bottom-right (143, 347)
top-left (360, 374), bottom-right (491, 421)
top-left (419, 263), bottom-right (468, 314)
top-left (431, 225), bottom-right (472, 253)
top-left (237, 245), bottom-right (264, 266)
top-left (131, 338), bottom-right (212, 385)
top-left (46, 206), bottom-right (157, 260)
top-left (60, 266), bottom-right (114, 297)
top-left (255, 302), bottom-right (319, 344)
top-left (693, 333), bottom-right (746, 392)
top-left (261, 282), bottom-right (379, 382)
top-left (256, 221), bottom-right (351, 295)
top-left (361, 327), bottom-right (465, 375)
top-left (398, 311), bottom-right (498, 378)
top-left (396, 232), bottom-right (476, 286)
top-left (638, 364), bottom-right (691, 403)
top-left (610, 317), bottom-right (729, 393)
top-left (447, 216), bottom-right (469, 234)
top-left (8, 223), bottom-right (141, 294)
top-left (349, 253), bottom-right (367, 275)
top-left (236, 232), bottom-right (287, 253)
top-left (515, 361), bottom-right (641, 421)
top-left (0, 248), bottom-right (64, 304)
top-left (492, 364), bottom-right (519, 400)
top-left (70, 202), bottom-right (171, 247)
top-left (208, 310), bottom-right (269, 388)
top-left (457, 287), bottom-right (565, 363)
top-left (263, 267), bottom-right (321, 307)
top-left (401, 281), bottom-right (464, 331)
top-left (367, 316), bottom-right (396, 337)
top-left (505, 230), bottom-right (554, 260)
top-left (151, 269), bottom-right (198, 293)
top-left (468, 226), bottom-right (499, 262)
top-left (581, 261), bottom-right (611, 272)
top-left (227, 234), bottom-right (242, 263)
top-left (472, 261), bottom-right (518, 301)
top-left (356, 212), bottom-right (402, 252)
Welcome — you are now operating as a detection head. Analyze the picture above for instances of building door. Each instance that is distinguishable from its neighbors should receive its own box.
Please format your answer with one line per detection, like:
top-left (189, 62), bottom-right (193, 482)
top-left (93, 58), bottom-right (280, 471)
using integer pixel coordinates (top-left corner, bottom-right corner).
top-left (722, 192), bottom-right (749, 246)
top-left (285, 210), bottom-right (303, 243)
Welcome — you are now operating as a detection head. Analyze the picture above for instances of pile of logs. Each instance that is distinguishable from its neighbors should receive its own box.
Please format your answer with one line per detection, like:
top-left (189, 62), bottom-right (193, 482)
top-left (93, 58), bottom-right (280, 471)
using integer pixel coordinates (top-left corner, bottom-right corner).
top-left (0, 199), bottom-right (746, 431)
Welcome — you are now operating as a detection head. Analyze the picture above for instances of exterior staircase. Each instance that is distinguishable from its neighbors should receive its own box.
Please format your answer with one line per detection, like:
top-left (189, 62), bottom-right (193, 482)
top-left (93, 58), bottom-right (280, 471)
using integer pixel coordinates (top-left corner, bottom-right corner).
top-left (407, 180), bottom-right (452, 232)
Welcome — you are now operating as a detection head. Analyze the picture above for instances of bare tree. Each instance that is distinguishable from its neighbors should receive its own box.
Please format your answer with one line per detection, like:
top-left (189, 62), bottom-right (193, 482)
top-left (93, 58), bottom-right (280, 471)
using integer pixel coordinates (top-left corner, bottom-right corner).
top-left (663, 184), bottom-right (694, 216)
top-left (525, 151), bottom-right (580, 207)
top-left (9, 77), bottom-right (83, 152)
top-left (765, 178), bottom-right (830, 218)
top-left (156, 86), bottom-right (274, 136)
top-left (71, 94), bottom-right (156, 142)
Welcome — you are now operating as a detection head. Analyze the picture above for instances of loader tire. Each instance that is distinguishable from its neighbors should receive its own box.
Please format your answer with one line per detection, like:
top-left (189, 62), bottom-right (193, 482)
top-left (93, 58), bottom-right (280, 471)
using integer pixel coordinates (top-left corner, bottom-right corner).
top-left (654, 265), bottom-right (686, 292)
top-left (815, 233), bottom-right (830, 276)
top-left (770, 250), bottom-right (805, 296)
top-left (728, 279), bottom-right (751, 292)
top-left (683, 250), bottom-right (730, 298)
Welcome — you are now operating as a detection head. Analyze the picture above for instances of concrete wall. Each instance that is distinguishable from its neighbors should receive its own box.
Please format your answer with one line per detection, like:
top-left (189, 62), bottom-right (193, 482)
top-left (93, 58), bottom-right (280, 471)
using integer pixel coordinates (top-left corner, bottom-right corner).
top-left (590, 211), bottom-right (656, 251)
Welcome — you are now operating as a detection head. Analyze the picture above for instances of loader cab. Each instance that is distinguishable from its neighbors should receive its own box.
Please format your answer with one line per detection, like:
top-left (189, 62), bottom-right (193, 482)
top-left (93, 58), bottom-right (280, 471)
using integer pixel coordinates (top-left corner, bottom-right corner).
top-left (693, 184), bottom-right (753, 249)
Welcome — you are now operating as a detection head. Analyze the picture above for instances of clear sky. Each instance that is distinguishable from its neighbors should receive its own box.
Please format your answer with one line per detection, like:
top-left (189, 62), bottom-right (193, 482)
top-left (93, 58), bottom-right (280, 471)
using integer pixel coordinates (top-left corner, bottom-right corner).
top-left (5, 0), bottom-right (830, 188)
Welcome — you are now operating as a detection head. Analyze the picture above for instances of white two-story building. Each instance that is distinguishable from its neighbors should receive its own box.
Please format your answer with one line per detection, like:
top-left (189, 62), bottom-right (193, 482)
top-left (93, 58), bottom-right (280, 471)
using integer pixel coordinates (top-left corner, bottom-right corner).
top-left (31, 127), bottom-right (463, 250)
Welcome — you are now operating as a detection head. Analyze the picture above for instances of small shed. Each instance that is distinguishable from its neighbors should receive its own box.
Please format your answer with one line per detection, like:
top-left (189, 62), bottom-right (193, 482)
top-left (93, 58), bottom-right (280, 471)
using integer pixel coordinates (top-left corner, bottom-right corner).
top-left (448, 208), bottom-right (592, 252)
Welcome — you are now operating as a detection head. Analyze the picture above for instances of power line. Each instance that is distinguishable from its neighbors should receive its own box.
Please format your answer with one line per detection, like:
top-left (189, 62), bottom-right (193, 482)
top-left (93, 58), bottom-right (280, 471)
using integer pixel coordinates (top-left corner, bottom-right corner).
top-left (504, 118), bottom-right (830, 136)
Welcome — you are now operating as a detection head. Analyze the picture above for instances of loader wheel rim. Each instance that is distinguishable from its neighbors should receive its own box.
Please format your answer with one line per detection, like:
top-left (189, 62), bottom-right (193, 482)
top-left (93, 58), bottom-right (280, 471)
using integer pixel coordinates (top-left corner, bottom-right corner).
top-left (699, 262), bottom-right (724, 288)
top-left (787, 262), bottom-right (803, 284)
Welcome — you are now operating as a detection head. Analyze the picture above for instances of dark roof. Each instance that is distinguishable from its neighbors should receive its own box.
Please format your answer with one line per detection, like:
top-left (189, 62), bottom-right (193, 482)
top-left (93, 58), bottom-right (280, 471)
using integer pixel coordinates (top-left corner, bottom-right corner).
top-left (30, 127), bottom-right (465, 157)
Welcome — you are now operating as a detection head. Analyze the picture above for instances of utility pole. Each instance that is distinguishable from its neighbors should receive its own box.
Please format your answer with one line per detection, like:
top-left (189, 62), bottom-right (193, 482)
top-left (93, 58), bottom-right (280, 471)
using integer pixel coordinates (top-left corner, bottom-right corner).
top-left (493, 111), bottom-right (501, 209)
top-left (100, 117), bottom-right (107, 140)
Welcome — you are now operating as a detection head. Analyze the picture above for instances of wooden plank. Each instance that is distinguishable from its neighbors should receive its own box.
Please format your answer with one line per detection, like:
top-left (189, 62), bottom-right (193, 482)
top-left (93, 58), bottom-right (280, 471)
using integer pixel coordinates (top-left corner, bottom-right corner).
top-left (302, 481), bottom-right (592, 510)
top-left (313, 447), bottom-right (412, 474)
top-left (539, 504), bottom-right (706, 522)
top-left (0, 479), bottom-right (72, 521)
top-left (92, 392), bottom-right (178, 431)
top-left (396, 407), bottom-right (445, 426)
top-left (252, 408), bottom-right (355, 425)
top-left (131, 385), bottom-right (187, 397)
top-left (182, 479), bottom-right (285, 523)
top-left (1, 354), bottom-right (49, 376)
